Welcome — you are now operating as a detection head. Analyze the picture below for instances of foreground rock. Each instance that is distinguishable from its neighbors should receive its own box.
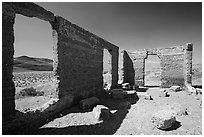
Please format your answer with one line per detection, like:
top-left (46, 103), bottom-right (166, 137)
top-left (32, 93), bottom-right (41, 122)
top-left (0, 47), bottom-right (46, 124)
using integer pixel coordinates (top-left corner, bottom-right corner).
top-left (79, 97), bottom-right (100, 110)
top-left (152, 108), bottom-right (176, 130)
top-left (93, 105), bottom-right (112, 121)
top-left (170, 86), bottom-right (182, 92)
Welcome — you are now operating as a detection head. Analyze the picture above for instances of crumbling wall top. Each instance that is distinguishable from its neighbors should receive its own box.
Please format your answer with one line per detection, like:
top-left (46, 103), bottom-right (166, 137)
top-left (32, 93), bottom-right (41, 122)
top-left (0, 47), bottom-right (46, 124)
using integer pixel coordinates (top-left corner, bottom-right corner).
top-left (7, 2), bottom-right (55, 22)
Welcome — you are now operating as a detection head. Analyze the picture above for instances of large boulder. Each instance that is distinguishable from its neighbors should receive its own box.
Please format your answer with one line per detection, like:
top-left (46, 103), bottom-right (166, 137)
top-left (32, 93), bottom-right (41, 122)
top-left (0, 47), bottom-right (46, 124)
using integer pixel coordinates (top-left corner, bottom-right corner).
top-left (79, 97), bottom-right (100, 110)
top-left (151, 108), bottom-right (176, 129)
top-left (93, 105), bottom-right (112, 121)
top-left (170, 86), bottom-right (182, 92)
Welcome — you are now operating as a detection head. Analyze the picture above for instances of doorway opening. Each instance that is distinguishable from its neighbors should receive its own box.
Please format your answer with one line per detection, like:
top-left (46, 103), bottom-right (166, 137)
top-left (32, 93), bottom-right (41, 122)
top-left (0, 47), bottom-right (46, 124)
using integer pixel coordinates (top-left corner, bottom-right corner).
top-left (13, 14), bottom-right (58, 113)
top-left (103, 49), bottom-right (112, 91)
top-left (145, 55), bottom-right (161, 87)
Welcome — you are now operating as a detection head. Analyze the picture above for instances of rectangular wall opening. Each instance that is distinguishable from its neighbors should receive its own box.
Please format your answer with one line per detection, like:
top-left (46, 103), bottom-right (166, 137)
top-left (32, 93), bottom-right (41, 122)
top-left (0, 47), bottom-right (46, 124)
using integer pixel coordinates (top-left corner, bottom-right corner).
top-left (145, 55), bottom-right (161, 87)
top-left (103, 49), bottom-right (112, 91)
top-left (13, 14), bottom-right (58, 113)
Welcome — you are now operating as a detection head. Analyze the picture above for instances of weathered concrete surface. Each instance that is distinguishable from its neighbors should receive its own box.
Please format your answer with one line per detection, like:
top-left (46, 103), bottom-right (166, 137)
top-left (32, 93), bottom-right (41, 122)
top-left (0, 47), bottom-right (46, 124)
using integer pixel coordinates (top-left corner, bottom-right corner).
top-left (2, 2), bottom-right (119, 121)
top-left (122, 44), bottom-right (193, 88)
top-left (2, 3), bottom-right (16, 120)
top-left (79, 97), bottom-right (100, 110)
top-left (50, 15), bottom-right (118, 100)
top-left (10, 2), bottom-right (54, 22)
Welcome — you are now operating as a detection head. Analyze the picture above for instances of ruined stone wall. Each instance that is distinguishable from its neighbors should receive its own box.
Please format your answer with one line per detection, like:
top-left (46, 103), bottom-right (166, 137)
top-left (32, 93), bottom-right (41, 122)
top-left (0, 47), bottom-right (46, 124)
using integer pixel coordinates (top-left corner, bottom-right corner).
top-left (122, 44), bottom-right (193, 88)
top-left (2, 3), bottom-right (16, 119)
top-left (2, 2), bottom-right (119, 120)
top-left (50, 16), bottom-right (118, 99)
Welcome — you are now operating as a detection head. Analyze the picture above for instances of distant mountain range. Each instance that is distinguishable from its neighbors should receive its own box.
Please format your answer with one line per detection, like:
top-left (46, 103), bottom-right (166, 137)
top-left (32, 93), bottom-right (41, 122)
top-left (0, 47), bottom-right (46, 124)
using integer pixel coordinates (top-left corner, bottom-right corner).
top-left (13, 55), bottom-right (202, 86)
top-left (13, 56), bottom-right (53, 72)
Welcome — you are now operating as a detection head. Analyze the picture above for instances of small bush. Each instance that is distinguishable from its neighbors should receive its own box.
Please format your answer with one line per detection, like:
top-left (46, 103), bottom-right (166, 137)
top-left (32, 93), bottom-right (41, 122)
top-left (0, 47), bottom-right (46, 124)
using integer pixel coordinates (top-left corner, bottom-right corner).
top-left (15, 86), bottom-right (44, 99)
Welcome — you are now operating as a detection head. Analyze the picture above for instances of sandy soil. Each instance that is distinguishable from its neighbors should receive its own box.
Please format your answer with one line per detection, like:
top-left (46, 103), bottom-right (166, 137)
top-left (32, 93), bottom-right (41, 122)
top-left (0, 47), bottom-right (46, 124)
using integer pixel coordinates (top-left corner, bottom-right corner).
top-left (9, 87), bottom-right (202, 135)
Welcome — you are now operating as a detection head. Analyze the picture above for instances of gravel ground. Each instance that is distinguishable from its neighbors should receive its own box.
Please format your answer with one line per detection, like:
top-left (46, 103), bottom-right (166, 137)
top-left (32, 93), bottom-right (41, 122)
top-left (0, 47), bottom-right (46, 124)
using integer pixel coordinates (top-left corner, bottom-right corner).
top-left (9, 87), bottom-right (201, 135)
top-left (3, 87), bottom-right (202, 135)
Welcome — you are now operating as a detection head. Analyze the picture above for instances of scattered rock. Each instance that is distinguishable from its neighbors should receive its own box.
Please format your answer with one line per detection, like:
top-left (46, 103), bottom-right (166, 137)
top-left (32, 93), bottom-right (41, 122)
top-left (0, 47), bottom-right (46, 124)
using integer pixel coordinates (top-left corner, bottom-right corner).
top-left (196, 88), bottom-right (202, 94)
top-left (170, 86), bottom-right (182, 92)
top-left (139, 93), bottom-right (153, 100)
top-left (186, 85), bottom-right (197, 94)
top-left (151, 108), bottom-right (176, 130)
top-left (104, 83), bottom-right (111, 91)
top-left (159, 89), bottom-right (170, 97)
top-left (79, 97), bottom-right (100, 110)
top-left (122, 83), bottom-right (130, 89)
top-left (93, 105), bottom-right (112, 121)
top-left (119, 101), bottom-right (131, 109)
top-left (200, 101), bottom-right (202, 108)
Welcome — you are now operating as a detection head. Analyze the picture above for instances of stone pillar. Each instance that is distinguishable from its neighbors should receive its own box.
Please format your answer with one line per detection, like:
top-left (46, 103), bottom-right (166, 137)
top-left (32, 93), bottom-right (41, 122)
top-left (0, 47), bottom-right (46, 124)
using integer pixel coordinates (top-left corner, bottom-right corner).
top-left (184, 43), bottom-right (193, 86)
top-left (121, 50), bottom-right (135, 85)
top-left (2, 3), bottom-right (16, 120)
top-left (109, 48), bottom-right (119, 89)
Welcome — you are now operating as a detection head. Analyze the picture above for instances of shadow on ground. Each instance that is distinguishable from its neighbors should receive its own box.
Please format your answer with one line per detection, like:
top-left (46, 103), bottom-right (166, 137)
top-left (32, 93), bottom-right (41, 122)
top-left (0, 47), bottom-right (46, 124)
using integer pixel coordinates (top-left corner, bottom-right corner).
top-left (3, 92), bottom-right (139, 135)
top-left (162, 121), bottom-right (182, 131)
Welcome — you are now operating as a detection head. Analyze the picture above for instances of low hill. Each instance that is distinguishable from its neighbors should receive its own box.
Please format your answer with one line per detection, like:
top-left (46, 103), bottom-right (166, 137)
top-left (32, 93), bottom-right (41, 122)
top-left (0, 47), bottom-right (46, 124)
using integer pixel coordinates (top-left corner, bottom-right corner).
top-left (13, 56), bottom-right (53, 72)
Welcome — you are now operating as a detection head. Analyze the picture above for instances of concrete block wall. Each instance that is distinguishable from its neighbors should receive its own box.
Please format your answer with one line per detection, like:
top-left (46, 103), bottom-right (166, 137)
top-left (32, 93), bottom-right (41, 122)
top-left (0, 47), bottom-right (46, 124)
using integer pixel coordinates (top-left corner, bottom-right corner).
top-left (2, 3), bottom-right (16, 120)
top-left (122, 44), bottom-right (193, 88)
top-left (2, 2), bottom-right (119, 120)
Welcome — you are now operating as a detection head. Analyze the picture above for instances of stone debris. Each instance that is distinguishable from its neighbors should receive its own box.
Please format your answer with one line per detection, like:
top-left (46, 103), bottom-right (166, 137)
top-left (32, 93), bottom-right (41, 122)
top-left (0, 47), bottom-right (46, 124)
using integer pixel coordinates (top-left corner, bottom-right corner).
top-left (79, 97), bottom-right (100, 110)
top-left (119, 101), bottom-right (131, 109)
top-left (196, 88), bottom-right (202, 94)
top-left (122, 83), bottom-right (130, 89)
top-left (151, 108), bottom-right (176, 130)
top-left (122, 83), bottom-right (135, 90)
top-left (186, 85), bottom-right (197, 94)
top-left (170, 86), bottom-right (182, 92)
top-left (138, 92), bottom-right (153, 100)
top-left (125, 90), bottom-right (138, 100)
top-left (92, 105), bottom-right (112, 121)
top-left (159, 89), bottom-right (170, 97)
top-left (104, 83), bottom-right (111, 91)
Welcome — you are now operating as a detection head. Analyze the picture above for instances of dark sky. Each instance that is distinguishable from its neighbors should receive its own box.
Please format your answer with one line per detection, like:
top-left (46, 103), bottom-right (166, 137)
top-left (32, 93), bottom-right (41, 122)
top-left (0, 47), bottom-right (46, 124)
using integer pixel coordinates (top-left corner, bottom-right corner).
top-left (14, 2), bottom-right (202, 63)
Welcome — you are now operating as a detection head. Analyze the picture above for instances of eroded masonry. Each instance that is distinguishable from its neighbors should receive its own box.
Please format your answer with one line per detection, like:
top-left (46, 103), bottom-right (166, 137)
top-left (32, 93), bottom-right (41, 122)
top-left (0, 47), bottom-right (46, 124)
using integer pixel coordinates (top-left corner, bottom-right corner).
top-left (2, 2), bottom-right (193, 120)
top-left (121, 44), bottom-right (193, 87)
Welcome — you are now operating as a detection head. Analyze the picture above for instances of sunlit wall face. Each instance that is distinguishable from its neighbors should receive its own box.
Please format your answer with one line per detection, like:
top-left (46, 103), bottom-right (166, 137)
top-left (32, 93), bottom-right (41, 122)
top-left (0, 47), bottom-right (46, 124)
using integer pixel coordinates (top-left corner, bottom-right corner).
top-left (37, 2), bottom-right (201, 63)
